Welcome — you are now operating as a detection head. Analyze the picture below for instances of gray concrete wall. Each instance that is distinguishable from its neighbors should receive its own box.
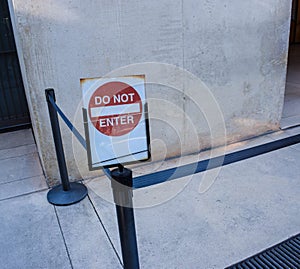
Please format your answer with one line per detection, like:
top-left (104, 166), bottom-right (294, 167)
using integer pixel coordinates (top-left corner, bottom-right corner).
top-left (10, 0), bottom-right (291, 185)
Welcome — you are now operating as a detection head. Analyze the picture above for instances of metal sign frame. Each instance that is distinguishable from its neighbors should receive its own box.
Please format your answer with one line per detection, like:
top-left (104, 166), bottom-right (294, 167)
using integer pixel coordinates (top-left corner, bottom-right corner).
top-left (82, 76), bottom-right (151, 170)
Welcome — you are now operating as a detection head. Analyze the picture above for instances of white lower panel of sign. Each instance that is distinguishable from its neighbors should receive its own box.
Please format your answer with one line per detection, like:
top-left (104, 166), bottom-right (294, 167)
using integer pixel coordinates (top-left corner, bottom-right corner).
top-left (88, 120), bottom-right (149, 167)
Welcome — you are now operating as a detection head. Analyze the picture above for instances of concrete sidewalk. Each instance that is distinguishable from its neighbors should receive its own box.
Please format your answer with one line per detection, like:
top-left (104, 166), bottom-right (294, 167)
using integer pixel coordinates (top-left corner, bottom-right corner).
top-left (0, 127), bottom-right (299, 269)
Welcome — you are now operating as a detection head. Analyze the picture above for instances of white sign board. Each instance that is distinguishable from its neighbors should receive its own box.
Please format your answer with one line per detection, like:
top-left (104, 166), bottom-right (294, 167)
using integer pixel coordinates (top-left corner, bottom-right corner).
top-left (81, 76), bottom-right (150, 169)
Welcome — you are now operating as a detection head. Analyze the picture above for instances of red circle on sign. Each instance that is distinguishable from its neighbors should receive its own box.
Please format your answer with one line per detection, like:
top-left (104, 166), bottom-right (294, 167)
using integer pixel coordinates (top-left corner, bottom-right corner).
top-left (88, 81), bottom-right (142, 136)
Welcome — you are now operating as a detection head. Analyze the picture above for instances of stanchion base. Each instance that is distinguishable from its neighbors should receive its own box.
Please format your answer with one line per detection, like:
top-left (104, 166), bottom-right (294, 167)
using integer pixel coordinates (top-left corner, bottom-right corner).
top-left (47, 182), bottom-right (88, 206)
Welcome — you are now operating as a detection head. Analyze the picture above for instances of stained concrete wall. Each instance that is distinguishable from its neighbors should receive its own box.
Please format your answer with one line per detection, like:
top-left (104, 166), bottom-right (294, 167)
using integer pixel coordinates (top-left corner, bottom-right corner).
top-left (9, 0), bottom-right (291, 185)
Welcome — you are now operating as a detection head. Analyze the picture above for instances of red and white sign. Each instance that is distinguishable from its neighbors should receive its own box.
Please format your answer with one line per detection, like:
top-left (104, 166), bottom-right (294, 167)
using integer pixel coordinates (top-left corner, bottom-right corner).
top-left (82, 76), bottom-right (150, 169)
top-left (88, 81), bottom-right (142, 136)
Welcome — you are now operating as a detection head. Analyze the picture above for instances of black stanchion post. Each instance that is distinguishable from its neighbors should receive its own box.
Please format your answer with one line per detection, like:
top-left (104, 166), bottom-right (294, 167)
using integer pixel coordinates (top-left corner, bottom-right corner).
top-left (111, 166), bottom-right (140, 269)
top-left (46, 89), bottom-right (70, 191)
top-left (45, 88), bottom-right (88, 206)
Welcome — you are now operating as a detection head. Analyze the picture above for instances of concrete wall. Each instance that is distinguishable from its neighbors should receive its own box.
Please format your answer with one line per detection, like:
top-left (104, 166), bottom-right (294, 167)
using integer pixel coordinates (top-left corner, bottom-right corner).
top-left (10, 0), bottom-right (291, 185)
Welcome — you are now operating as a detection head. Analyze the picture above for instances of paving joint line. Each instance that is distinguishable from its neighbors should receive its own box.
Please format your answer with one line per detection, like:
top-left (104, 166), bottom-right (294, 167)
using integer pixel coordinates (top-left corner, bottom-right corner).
top-left (0, 150), bottom-right (38, 161)
top-left (87, 193), bottom-right (124, 268)
top-left (0, 187), bottom-right (49, 202)
top-left (0, 173), bottom-right (45, 186)
top-left (0, 151), bottom-right (39, 162)
top-left (54, 206), bottom-right (74, 269)
top-left (0, 142), bottom-right (36, 151)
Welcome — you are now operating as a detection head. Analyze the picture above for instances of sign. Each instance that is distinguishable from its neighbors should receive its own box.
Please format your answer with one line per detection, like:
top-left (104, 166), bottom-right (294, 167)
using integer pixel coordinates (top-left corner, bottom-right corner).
top-left (88, 81), bottom-right (142, 136)
top-left (81, 76), bottom-right (150, 169)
